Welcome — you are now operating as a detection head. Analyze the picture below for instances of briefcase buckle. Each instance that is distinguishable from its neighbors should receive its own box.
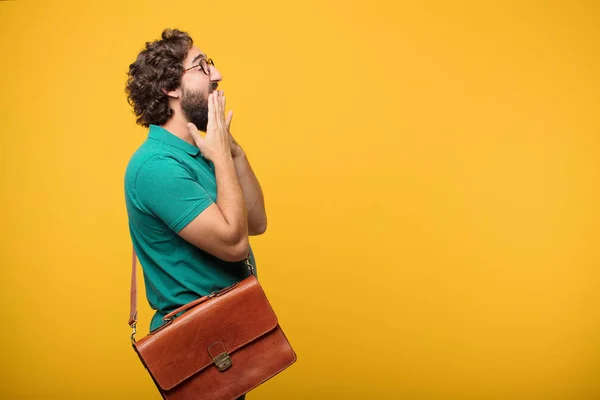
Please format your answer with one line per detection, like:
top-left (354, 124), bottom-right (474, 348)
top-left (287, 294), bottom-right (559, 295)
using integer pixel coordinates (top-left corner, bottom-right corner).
top-left (213, 352), bottom-right (232, 371)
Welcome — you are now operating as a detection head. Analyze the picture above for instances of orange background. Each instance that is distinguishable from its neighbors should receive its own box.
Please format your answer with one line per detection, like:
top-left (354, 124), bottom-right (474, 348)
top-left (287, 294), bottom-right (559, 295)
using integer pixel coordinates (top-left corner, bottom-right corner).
top-left (1, 0), bottom-right (599, 398)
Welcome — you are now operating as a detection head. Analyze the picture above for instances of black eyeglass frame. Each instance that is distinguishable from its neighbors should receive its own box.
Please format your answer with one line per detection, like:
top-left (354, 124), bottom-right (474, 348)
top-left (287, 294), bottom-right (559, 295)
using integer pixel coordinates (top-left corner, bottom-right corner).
top-left (183, 58), bottom-right (215, 75)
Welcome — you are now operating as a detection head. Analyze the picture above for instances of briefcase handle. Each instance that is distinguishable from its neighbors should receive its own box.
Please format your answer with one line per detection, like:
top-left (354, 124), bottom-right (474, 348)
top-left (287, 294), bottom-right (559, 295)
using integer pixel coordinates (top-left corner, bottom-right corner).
top-left (162, 282), bottom-right (240, 321)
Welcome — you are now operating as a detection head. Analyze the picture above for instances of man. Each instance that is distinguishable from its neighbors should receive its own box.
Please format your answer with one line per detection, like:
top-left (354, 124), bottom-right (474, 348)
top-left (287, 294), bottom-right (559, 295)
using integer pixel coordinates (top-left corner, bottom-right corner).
top-left (124, 28), bottom-right (266, 360)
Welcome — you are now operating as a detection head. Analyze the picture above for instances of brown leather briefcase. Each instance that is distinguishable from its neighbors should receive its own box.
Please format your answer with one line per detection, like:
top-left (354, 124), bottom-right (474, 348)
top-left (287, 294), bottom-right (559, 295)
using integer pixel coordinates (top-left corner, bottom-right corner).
top-left (128, 250), bottom-right (297, 399)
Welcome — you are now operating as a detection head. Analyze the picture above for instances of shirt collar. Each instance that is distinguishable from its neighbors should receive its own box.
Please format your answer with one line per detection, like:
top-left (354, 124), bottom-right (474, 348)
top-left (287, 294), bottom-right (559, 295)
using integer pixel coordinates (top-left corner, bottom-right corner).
top-left (148, 124), bottom-right (199, 156)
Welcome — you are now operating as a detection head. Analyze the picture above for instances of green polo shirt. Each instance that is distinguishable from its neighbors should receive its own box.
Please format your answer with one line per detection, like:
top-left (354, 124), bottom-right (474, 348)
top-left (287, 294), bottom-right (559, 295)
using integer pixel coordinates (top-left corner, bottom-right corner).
top-left (124, 124), bottom-right (256, 332)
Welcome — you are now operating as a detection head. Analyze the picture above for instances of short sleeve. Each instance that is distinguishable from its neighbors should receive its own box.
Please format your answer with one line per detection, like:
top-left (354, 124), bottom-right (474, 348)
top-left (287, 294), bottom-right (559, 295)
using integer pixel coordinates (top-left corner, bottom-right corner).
top-left (134, 155), bottom-right (214, 232)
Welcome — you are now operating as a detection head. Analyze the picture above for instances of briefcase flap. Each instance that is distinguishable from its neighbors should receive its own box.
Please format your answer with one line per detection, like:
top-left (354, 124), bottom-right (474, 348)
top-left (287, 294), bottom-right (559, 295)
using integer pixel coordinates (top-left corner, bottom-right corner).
top-left (134, 276), bottom-right (279, 391)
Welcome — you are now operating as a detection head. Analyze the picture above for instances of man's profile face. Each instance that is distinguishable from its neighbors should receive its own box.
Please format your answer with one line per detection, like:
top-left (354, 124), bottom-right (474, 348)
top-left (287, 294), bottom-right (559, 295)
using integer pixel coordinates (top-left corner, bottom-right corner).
top-left (180, 46), bottom-right (222, 132)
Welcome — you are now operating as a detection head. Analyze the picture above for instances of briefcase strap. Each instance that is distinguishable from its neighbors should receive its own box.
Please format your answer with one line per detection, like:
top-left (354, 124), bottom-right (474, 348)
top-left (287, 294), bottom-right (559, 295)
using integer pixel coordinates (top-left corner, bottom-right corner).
top-left (128, 247), bottom-right (138, 328)
top-left (128, 246), bottom-right (254, 339)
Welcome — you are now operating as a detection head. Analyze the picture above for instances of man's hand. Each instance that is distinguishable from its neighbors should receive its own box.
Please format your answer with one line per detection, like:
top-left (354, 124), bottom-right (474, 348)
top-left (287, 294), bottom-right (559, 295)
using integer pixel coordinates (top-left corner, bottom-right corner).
top-left (188, 91), bottom-right (232, 163)
top-left (229, 130), bottom-right (245, 159)
top-left (216, 92), bottom-right (267, 236)
top-left (220, 92), bottom-right (245, 159)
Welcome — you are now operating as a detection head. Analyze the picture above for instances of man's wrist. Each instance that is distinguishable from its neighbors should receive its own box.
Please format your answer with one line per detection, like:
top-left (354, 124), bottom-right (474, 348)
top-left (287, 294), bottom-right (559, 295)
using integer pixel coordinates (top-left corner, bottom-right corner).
top-left (212, 153), bottom-right (235, 168)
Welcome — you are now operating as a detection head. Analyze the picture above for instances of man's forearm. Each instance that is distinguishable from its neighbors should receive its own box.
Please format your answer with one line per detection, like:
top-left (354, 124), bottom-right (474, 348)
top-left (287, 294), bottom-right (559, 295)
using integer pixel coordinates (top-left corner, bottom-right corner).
top-left (213, 154), bottom-right (249, 241)
top-left (233, 152), bottom-right (267, 235)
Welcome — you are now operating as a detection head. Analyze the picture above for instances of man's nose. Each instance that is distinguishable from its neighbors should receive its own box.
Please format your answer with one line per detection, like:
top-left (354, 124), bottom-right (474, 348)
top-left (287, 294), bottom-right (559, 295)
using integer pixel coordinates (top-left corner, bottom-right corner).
top-left (210, 65), bottom-right (222, 82)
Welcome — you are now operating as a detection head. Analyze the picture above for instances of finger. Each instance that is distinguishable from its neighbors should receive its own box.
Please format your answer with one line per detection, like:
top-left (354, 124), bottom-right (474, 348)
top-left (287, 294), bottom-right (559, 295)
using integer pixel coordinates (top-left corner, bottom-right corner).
top-left (218, 92), bottom-right (226, 126)
top-left (219, 91), bottom-right (226, 121)
top-left (213, 91), bottom-right (224, 130)
top-left (216, 90), bottom-right (223, 112)
top-left (212, 90), bottom-right (219, 116)
top-left (226, 110), bottom-right (233, 131)
top-left (217, 91), bottom-right (225, 122)
top-left (187, 122), bottom-right (204, 146)
top-left (207, 93), bottom-right (215, 126)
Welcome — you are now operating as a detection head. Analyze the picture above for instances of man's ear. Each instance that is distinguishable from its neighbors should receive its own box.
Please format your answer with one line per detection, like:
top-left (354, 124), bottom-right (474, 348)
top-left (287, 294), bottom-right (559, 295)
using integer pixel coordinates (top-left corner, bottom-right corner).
top-left (162, 87), bottom-right (180, 99)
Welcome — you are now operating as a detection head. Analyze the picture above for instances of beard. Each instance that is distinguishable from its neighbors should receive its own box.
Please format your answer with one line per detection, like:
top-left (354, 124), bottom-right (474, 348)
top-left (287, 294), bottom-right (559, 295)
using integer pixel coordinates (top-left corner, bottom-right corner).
top-left (180, 86), bottom-right (209, 132)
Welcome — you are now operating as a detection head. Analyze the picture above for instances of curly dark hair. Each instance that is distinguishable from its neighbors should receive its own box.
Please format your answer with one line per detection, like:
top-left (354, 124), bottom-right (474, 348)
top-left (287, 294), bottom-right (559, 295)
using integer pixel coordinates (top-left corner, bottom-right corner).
top-left (125, 29), bottom-right (193, 127)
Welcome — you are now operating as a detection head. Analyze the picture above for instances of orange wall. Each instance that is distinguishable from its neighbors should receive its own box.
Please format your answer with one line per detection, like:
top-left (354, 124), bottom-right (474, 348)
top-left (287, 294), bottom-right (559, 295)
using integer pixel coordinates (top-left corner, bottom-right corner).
top-left (1, 0), bottom-right (599, 398)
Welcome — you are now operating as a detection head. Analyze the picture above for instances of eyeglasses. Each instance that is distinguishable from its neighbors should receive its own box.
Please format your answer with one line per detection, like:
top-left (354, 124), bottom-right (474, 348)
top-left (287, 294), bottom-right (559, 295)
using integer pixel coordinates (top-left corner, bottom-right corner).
top-left (183, 57), bottom-right (215, 75)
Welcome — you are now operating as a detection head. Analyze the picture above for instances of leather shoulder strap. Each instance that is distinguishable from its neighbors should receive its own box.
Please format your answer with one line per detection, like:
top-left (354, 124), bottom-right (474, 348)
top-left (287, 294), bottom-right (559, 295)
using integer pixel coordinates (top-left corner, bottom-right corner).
top-left (128, 247), bottom-right (137, 327)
